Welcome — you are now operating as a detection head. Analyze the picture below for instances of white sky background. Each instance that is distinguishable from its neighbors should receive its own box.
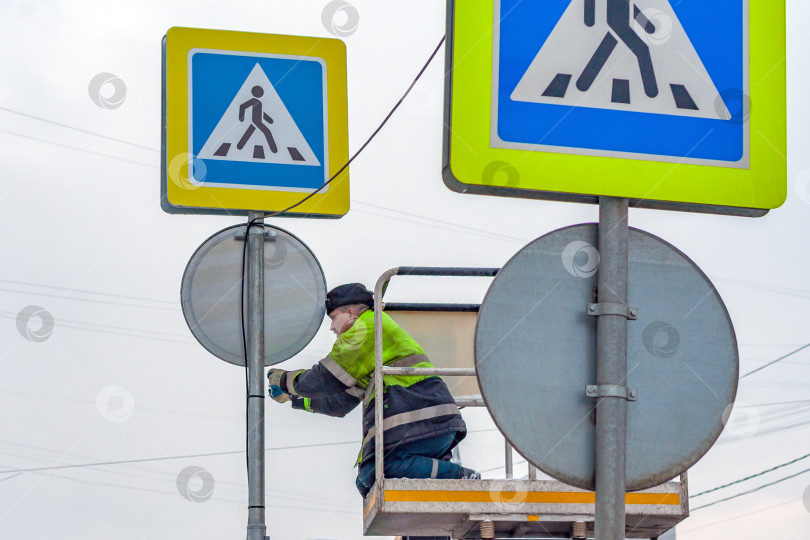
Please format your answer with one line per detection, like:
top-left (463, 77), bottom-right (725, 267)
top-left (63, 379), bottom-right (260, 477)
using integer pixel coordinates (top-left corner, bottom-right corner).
top-left (0, 0), bottom-right (808, 539)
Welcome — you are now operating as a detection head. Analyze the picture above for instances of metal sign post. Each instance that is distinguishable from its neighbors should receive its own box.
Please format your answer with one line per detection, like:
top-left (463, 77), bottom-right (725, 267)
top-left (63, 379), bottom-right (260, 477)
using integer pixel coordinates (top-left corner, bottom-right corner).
top-left (246, 212), bottom-right (267, 540)
top-left (594, 197), bottom-right (629, 540)
top-left (181, 220), bottom-right (328, 540)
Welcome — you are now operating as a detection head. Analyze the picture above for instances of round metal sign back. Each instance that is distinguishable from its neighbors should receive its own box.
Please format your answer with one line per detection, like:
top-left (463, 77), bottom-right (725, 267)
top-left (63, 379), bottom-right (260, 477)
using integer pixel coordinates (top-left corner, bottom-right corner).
top-left (475, 224), bottom-right (738, 491)
top-left (181, 224), bottom-right (326, 366)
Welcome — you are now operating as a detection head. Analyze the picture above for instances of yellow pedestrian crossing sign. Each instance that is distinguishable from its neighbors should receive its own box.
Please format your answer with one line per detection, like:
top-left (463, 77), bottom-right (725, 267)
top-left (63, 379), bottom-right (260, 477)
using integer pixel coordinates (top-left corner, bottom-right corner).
top-left (443, 0), bottom-right (786, 215)
top-left (162, 27), bottom-right (349, 217)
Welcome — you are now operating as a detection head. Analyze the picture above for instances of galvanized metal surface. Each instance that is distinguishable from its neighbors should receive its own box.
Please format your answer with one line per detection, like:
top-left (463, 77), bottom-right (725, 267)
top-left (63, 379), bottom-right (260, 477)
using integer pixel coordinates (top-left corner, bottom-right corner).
top-left (396, 267), bottom-right (500, 277)
top-left (373, 268), bottom-right (399, 487)
top-left (594, 197), bottom-right (630, 540)
top-left (475, 224), bottom-right (738, 491)
top-left (505, 441), bottom-right (513, 479)
top-left (180, 224), bottom-right (326, 366)
top-left (587, 301), bottom-right (638, 319)
top-left (381, 367), bottom-right (476, 376)
top-left (385, 303), bottom-right (481, 312)
top-left (363, 478), bottom-right (685, 538)
top-left (586, 384), bottom-right (637, 401)
top-left (245, 214), bottom-right (266, 540)
top-left (455, 395), bottom-right (485, 407)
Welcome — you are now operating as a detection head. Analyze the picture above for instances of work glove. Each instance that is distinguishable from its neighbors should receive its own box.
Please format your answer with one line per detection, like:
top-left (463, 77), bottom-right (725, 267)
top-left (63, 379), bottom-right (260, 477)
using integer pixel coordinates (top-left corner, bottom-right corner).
top-left (267, 368), bottom-right (290, 404)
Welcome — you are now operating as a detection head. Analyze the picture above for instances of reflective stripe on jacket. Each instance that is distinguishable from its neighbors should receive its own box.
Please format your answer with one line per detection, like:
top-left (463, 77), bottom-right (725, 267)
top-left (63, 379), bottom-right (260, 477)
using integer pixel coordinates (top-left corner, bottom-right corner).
top-left (284, 309), bottom-right (466, 465)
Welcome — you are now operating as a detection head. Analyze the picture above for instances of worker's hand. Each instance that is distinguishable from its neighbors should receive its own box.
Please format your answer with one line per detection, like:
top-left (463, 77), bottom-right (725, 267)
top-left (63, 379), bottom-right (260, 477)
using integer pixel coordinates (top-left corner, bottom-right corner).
top-left (267, 368), bottom-right (290, 404)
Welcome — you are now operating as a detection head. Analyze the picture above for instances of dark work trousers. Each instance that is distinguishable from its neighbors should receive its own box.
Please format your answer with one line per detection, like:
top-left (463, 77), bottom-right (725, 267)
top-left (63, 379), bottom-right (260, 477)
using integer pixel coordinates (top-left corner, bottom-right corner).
top-left (357, 432), bottom-right (462, 540)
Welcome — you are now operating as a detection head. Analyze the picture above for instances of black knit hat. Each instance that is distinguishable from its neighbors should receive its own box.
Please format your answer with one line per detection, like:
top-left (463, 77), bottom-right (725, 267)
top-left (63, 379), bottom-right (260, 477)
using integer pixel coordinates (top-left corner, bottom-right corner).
top-left (325, 283), bottom-right (374, 314)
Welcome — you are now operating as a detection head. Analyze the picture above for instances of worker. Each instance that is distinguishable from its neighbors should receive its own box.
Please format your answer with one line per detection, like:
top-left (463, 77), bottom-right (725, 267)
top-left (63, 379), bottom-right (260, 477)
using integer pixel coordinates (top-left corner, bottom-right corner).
top-left (267, 283), bottom-right (480, 501)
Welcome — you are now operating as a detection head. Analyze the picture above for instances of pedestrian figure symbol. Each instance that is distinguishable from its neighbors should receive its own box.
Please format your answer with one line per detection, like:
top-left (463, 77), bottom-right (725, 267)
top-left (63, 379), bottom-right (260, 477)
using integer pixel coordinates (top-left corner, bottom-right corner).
top-left (510, 0), bottom-right (731, 120)
top-left (198, 63), bottom-right (321, 166)
top-left (578, 0), bottom-right (658, 98)
top-left (237, 86), bottom-right (278, 157)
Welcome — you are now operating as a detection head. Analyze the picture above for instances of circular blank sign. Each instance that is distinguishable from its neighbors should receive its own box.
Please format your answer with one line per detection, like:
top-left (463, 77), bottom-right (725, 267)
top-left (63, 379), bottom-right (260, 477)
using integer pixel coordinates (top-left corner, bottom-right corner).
top-left (476, 224), bottom-right (738, 491)
top-left (181, 224), bottom-right (326, 366)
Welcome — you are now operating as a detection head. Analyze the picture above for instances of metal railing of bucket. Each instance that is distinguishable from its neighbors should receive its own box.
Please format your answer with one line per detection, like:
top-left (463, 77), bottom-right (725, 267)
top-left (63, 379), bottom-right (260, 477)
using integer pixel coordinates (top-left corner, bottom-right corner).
top-left (371, 266), bottom-right (509, 488)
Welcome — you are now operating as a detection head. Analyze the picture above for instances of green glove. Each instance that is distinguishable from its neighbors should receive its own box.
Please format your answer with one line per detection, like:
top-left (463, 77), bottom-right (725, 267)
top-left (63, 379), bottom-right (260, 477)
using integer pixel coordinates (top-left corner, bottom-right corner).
top-left (267, 368), bottom-right (290, 404)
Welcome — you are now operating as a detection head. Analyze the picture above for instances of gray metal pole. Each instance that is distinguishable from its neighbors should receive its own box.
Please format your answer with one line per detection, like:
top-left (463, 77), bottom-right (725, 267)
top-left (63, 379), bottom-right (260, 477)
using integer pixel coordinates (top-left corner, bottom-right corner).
top-left (594, 197), bottom-right (629, 540)
top-left (246, 212), bottom-right (267, 540)
top-left (504, 441), bottom-right (513, 479)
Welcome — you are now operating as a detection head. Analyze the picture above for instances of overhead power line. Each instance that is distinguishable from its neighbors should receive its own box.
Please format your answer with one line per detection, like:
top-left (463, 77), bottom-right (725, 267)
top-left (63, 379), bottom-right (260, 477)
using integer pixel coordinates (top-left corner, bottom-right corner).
top-left (480, 459), bottom-right (527, 474)
top-left (718, 277), bottom-right (810, 300)
top-left (0, 439), bottom-right (353, 508)
top-left (32, 470), bottom-right (359, 515)
top-left (0, 440), bottom-right (357, 475)
top-left (691, 466), bottom-right (810, 511)
top-left (746, 400), bottom-right (810, 407)
top-left (0, 286), bottom-right (179, 311)
top-left (0, 277), bottom-right (175, 304)
top-left (679, 499), bottom-right (797, 535)
top-left (0, 310), bottom-right (192, 344)
top-left (692, 451), bottom-right (810, 498)
top-left (0, 128), bottom-right (156, 168)
top-left (740, 342), bottom-right (810, 379)
top-left (0, 473), bottom-right (22, 483)
top-left (354, 202), bottom-right (528, 245)
top-left (0, 106), bottom-right (158, 151)
top-left (0, 311), bottom-right (187, 338)
top-left (751, 416), bottom-right (810, 438)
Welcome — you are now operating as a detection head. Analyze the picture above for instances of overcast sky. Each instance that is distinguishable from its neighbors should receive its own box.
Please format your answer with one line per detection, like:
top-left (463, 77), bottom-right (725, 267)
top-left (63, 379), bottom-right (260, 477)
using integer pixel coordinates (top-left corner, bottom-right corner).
top-left (0, 1), bottom-right (808, 539)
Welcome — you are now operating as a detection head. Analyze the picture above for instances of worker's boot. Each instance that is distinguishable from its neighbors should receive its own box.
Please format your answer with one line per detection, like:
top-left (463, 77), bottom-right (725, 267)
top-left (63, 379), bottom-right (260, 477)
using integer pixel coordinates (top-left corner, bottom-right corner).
top-left (459, 466), bottom-right (481, 479)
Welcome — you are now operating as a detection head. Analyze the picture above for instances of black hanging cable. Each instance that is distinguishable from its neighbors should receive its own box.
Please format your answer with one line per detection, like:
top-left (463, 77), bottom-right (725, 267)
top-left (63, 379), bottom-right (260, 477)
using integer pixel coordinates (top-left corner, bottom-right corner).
top-left (236, 34), bottom-right (446, 491)
top-left (241, 220), bottom-right (253, 477)
top-left (246, 35), bottom-right (446, 226)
